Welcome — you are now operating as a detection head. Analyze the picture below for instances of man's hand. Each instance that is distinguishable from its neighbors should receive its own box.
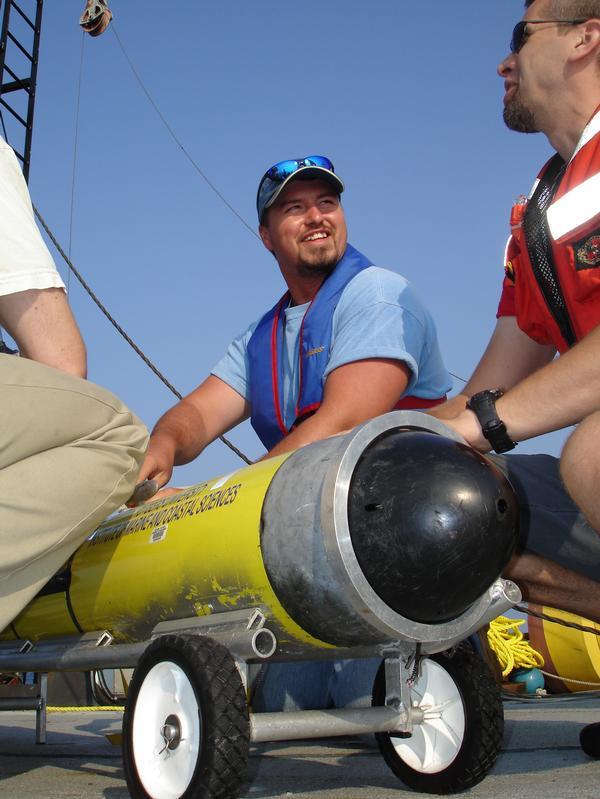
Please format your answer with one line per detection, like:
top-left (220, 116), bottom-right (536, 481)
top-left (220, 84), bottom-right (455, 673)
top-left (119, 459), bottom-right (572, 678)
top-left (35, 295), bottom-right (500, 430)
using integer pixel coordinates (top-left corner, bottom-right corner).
top-left (126, 479), bottom-right (185, 507)
top-left (438, 407), bottom-right (491, 452)
top-left (136, 375), bottom-right (250, 492)
top-left (137, 433), bottom-right (178, 489)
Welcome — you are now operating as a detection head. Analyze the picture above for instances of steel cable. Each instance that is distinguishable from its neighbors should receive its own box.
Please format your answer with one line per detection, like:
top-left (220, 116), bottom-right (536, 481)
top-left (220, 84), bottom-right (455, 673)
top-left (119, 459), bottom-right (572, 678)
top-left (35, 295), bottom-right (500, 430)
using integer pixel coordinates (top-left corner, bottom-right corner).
top-left (32, 205), bottom-right (252, 465)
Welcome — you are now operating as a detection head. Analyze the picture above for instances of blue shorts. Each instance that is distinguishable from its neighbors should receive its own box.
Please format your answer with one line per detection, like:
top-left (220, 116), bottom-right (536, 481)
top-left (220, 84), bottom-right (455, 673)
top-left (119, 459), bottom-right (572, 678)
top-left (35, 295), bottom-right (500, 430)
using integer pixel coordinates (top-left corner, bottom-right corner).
top-left (489, 453), bottom-right (600, 583)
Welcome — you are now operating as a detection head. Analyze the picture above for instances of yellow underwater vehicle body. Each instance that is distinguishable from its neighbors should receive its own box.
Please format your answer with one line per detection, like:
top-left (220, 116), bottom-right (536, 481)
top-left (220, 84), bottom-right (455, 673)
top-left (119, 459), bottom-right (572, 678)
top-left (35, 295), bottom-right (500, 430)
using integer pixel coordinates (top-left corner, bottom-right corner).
top-left (0, 412), bottom-right (522, 799)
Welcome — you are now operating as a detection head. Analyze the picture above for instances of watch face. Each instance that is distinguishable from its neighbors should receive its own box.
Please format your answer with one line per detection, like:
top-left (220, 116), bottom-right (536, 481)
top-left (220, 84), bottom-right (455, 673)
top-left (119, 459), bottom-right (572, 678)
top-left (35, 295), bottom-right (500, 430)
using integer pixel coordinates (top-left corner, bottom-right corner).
top-left (468, 389), bottom-right (502, 409)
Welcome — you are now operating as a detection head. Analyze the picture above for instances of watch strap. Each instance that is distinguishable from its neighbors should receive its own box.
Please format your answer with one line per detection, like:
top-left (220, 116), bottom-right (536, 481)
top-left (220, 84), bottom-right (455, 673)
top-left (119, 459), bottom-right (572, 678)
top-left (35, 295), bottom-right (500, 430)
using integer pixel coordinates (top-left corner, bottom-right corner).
top-left (466, 389), bottom-right (516, 454)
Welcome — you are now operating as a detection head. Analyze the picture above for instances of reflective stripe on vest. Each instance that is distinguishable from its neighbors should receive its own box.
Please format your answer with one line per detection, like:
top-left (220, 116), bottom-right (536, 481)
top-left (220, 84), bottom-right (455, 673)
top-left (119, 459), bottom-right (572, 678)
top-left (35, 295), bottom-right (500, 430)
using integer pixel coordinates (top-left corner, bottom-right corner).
top-left (547, 170), bottom-right (600, 241)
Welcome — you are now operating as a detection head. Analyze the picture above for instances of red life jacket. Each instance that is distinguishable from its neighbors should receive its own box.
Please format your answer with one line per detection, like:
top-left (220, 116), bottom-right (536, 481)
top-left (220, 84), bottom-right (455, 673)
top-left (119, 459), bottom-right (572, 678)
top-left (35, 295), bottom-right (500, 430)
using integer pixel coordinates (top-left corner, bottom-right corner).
top-left (500, 107), bottom-right (600, 353)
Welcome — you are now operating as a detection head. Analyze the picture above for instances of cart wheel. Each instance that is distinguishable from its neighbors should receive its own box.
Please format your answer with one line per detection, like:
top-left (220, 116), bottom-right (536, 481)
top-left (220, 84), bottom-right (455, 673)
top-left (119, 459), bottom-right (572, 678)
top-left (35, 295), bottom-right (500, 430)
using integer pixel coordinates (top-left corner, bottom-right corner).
top-left (122, 634), bottom-right (250, 799)
top-left (373, 647), bottom-right (503, 794)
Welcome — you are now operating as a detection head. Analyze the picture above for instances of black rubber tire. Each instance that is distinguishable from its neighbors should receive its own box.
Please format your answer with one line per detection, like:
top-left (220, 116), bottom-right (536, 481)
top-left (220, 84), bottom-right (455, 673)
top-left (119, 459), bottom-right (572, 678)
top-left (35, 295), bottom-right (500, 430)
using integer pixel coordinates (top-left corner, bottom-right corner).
top-left (373, 647), bottom-right (503, 794)
top-left (580, 721), bottom-right (600, 758)
top-left (122, 634), bottom-right (250, 799)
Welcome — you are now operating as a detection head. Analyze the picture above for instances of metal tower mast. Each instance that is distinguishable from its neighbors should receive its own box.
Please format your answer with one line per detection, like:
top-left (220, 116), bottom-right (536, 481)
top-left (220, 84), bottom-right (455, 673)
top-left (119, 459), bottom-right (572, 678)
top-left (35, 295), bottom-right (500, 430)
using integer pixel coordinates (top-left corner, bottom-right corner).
top-left (0, 0), bottom-right (44, 183)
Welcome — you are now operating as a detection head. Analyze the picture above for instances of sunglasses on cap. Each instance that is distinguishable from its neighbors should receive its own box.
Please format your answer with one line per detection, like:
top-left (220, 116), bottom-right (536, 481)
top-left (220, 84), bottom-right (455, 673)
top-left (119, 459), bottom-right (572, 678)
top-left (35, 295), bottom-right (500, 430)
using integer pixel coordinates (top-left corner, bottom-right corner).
top-left (264, 155), bottom-right (335, 183)
top-left (510, 18), bottom-right (589, 54)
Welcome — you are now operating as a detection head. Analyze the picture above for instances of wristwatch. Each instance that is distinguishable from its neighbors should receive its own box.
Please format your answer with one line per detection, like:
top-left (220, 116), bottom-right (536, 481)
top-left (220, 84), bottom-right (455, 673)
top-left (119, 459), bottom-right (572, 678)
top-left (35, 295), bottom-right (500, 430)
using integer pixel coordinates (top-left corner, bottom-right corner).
top-left (465, 389), bottom-right (516, 454)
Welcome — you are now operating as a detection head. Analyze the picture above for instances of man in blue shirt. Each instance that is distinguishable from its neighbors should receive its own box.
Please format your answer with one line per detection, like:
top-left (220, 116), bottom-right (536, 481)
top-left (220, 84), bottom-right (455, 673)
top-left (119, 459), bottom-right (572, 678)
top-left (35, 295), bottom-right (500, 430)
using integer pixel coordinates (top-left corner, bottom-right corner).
top-left (136, 155), bottom-right (452, 711)
top-left (138, 155), bottom-right (450, 485)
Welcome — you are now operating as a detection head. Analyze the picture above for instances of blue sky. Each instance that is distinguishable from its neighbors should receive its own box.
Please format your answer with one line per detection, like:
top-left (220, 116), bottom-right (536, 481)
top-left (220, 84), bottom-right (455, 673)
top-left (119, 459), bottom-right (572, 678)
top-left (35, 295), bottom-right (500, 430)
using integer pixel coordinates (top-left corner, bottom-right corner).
top-left (2, 0), bottom-right (567, 484)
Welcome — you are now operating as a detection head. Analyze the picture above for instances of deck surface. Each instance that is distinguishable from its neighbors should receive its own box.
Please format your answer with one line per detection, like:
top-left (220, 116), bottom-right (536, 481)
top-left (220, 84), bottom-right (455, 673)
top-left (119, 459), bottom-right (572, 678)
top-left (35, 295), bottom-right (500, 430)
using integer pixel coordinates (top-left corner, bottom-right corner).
top-left (0, 699), bottom-right (598, 798)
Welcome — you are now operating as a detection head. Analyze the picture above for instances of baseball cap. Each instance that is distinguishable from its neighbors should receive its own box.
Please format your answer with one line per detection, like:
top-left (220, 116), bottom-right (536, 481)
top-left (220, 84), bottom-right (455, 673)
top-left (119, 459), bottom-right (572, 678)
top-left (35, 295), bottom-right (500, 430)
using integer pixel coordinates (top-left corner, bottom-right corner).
top-left (256, 155), bottom-right (345, 222)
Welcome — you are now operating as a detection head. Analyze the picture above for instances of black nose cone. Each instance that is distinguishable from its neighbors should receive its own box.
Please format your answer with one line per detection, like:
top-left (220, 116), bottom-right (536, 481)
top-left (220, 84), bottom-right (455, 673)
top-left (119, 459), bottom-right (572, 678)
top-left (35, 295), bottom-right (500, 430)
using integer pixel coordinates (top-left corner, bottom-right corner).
top-left (347, 429), bottom-right (519, 624)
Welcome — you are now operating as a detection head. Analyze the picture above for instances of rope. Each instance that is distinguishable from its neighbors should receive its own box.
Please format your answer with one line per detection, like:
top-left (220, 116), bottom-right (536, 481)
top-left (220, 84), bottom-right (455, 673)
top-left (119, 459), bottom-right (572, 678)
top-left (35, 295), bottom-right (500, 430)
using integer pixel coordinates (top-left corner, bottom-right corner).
top-left (487, 616), bottom-right (545, 678)
top-left (32, 205), bottom-right (252, 465)
top-left (21, 18), bottom-right (473, 464)
top-left (47, 705), bottom-right (123, 712)
top-left (33, 22), bottom-right (474, 408)
top-left (539, 670), bottom-right (600, 688)
top-left (516, 603), bottom-right (600, 637)
top-left (109, 23), bottom-right (259, 242)
top-left (5, 23), bottom-right (476, 404)
top-left (105, 27), bottom-right (475, 388)
top-left (66, 31), bottom-right (86, 293)
top-left (489, 610), bottom-right (600, 689)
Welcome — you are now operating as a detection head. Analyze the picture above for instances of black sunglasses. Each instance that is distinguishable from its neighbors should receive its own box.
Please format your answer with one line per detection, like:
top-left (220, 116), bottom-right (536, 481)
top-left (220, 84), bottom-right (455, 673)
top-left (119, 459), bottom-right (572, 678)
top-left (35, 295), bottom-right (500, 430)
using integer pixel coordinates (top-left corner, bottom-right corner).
top-left (510, 18), bottom-right (589, 54)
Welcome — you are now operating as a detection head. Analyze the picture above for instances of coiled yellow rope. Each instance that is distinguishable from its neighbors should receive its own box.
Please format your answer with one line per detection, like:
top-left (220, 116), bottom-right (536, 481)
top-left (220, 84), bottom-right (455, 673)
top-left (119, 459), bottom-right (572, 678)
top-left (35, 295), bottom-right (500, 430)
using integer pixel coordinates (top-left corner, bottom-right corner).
top-left (487, 616), bottom-right (545, 678)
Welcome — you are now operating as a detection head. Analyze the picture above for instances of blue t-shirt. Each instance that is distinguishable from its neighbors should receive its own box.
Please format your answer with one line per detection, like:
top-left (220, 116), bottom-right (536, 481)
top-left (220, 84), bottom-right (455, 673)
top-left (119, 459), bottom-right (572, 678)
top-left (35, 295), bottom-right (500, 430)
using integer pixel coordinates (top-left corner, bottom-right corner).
top-left (211, 266), bottom-right (452, 431)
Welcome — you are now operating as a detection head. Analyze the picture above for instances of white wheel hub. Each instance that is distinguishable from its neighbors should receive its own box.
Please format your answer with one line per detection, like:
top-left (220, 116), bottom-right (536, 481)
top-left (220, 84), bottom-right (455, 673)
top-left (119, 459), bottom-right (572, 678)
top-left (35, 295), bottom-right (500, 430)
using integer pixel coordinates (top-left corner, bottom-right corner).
top-left (390, 658), bottom-right (465, 773)
top-left (131, 660), bottom-right (201, 799)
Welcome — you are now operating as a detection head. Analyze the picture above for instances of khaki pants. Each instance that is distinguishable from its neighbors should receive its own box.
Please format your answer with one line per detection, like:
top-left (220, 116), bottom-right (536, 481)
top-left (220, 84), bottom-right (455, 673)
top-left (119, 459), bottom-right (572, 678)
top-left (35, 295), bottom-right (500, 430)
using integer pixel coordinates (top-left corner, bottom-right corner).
top-left (0, 354), bottom-right (148, 631)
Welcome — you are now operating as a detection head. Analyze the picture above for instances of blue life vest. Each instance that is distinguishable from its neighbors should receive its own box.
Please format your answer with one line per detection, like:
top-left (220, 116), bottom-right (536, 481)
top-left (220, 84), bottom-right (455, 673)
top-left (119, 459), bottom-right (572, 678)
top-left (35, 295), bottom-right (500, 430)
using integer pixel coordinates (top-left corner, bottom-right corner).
top-left (247, 244), bottom-right (371, 449)
top-left (247, 244), bottom-right (446, 450)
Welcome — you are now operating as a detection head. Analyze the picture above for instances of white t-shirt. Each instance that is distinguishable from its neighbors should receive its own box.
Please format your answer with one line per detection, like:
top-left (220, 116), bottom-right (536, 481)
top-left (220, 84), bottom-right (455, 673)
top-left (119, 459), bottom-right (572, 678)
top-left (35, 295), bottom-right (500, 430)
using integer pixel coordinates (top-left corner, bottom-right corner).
top-left (0, 136), bottom-right (64, 297)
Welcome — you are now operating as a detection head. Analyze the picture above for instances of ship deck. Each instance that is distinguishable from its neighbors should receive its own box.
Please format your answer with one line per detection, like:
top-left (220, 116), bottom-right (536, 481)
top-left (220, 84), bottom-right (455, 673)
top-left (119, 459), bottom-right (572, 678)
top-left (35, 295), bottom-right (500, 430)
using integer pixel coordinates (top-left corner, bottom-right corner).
top-left (0, 697), bottom-right (598, 798)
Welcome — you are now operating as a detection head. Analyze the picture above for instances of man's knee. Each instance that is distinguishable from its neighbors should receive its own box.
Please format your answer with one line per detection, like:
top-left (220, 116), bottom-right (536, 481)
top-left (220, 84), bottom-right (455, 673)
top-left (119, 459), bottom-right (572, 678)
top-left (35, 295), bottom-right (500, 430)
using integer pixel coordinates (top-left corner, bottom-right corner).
top-left (54, 378), bottom-right (148, 475)
top-left (0, 361), bottom-right (147, 474)
top-left (560, 412), bottom-right (600, 533)
top-left (560, 412), bottom-right (600, 491)
top-left (95, 394), bottom-right (148, 464)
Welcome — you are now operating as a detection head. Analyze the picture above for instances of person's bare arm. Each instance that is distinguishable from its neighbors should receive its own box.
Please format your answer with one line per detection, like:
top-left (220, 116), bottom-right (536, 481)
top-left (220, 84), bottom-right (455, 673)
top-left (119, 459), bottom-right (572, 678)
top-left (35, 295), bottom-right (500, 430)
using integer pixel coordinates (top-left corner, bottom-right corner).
top-left (430, 316), bottom-right (555, 421)
top-left (494, 322), bottom-right (600, 439)
top-left (0, 288), bottom-right (86, 377)
top-left (265, 358), bottom-right (411, 459)
top-left (438, 316), bottom-right (600, 450)
top-left (138, 375), bottom-right (250, 488)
